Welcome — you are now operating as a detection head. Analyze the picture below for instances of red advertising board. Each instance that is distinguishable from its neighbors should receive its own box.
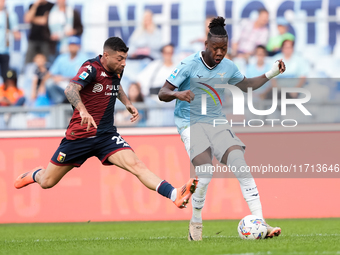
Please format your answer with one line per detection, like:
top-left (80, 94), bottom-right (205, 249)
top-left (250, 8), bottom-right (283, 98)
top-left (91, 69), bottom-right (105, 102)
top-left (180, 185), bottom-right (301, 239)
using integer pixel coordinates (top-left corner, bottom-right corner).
top-left (0, 131), bottom-right (339, 223)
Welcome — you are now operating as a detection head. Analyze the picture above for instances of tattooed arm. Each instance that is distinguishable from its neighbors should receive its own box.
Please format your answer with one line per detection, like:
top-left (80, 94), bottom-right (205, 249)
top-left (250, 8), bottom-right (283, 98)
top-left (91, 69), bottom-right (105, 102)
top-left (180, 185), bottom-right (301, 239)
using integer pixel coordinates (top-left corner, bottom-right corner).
top-left (117, 84), bottom-right (139, 122)
top-left (64, 82), bottom-right (97, 131)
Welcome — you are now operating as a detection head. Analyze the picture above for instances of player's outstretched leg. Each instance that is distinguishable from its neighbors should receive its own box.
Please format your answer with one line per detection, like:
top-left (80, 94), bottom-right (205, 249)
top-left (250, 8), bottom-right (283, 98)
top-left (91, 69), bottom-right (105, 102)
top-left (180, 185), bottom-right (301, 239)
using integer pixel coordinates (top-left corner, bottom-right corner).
top-left (108, 149), bottom-right (198, 209)
top-left (14, 163), bottom-right (74, 189)
top-left (14, 166), bottom-right (43, 189)
top-left (172, 178), bottom-right (198, 208)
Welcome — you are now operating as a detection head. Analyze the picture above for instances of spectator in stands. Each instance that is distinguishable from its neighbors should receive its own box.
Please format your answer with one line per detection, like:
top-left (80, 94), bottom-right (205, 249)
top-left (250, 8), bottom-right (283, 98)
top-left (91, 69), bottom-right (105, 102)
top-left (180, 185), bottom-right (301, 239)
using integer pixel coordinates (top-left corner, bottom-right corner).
top-left (115, 82), bottom-right (146, 126)
top-left (246, 45), bottom-right (271, 100)
top-left (30, 53), bottom-right (51, 106)
top-left (138, 44), bottom-right (176, 98)
top-left (266, 40), bottom-right (309, 99)
top-left (232, 9), bottom-right (269, 59)
top-left (128, 9), bottom-right (162, 60)
top-left (24, 0), bottom-right (54, 64)
top-left (44, 36), bottom-right (88, 104)
top-left (49, 0), bottom-right (83, 56)
top-left (0, 0), bottom-right (21, 82)
top-left (266, 17), bottom-right (294, 56)
top-left (0, 69), bottom-right (25, 106)
top-left (137, 44), bottom-right (176, 126)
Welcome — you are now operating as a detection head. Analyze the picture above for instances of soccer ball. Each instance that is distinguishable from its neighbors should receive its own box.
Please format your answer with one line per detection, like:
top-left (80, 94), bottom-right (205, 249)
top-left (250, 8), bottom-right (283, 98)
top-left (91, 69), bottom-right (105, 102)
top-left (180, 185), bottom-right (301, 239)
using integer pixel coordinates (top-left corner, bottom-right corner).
top-left (237, 215), bottom-right (268, 240)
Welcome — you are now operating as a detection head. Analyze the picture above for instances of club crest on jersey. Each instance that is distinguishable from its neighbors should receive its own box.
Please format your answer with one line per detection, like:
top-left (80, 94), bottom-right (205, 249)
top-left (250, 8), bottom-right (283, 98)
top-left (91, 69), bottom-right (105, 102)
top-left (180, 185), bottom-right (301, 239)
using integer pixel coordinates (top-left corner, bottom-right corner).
top-left (79, 71), bottom-right (89, 80)
top-left (92, 83), bottom-right (103, 93)
top-left (217, 72), bottom-right (226, 81)
top-left (57, 152), bottom-right (66, 162)
top-left (170, 68), bottom-right (179, 79)
top-left (100, 72), bottom-right (108, 77)
top-left (86, 65), bottom-right (92, 72)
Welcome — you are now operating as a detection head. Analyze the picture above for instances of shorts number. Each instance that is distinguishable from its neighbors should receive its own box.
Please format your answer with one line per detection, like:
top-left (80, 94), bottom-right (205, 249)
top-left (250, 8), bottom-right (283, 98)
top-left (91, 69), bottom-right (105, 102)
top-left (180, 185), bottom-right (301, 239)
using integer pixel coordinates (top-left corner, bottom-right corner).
top-left (112, 135), bottom-right (129, 147)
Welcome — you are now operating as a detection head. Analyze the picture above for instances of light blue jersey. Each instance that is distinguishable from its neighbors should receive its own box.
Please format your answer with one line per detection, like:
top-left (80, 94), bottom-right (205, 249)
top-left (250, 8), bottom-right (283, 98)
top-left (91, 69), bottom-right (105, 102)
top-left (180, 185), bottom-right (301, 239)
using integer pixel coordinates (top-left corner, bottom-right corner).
top-left (167, 51), bottom-right (244, 134)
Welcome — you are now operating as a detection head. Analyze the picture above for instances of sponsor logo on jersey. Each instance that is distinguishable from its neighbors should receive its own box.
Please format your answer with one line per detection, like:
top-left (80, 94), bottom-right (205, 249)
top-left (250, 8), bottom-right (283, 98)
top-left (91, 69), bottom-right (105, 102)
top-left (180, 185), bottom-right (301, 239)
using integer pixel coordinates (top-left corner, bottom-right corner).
top-left (57, 152), bottom-right (66, 162)
top-left (101, 72), bottom-right (108, 77)
top-left (86, 65), bottom-right (92, 72)
top-left (79, 71), bottom-right (89, 80)
top-left (170, 68), bottom-right (179, 79)
top-left (92, 83), bottom-right (103, 93)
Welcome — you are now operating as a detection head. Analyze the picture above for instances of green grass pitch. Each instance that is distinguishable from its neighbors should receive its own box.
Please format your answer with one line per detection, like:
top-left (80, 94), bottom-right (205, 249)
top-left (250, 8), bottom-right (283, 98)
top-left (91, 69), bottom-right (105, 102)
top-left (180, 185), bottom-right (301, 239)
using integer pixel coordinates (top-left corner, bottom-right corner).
top-left (1, 219), bottom-right (340, 255)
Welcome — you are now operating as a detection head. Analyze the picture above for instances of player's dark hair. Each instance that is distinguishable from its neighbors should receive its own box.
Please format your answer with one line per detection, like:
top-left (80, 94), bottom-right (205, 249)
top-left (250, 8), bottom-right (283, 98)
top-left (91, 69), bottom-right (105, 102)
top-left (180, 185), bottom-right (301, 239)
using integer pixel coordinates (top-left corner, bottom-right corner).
top-left (281, 39), bottom-right (295, 49)
top-left (207, 16), bottom-right (228, 39)
top-left (104, 37), bottom-right (129, 53)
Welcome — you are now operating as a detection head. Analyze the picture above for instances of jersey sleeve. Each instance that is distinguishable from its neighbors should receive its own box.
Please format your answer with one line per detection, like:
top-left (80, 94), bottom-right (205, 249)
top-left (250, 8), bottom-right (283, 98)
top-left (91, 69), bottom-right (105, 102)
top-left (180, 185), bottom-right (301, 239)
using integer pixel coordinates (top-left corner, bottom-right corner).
top-left (228, 62), bottom-right (245, 85)
top-left (71, 61), bottom-right (96, 88)
top-left (166, 63), bottom-right (191, 88)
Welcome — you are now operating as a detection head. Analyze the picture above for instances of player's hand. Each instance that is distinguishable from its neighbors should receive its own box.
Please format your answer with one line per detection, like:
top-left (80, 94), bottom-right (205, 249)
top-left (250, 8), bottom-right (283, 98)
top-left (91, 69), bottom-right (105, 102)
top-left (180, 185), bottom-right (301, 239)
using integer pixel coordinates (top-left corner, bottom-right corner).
top-left (176, 90), bottom-right (195, 103)
top-left (80, 111), bottom-right (97, 132)
top-left (126, 104), bottom-right (139, 122)
top-left (278, 59), bottom-right (286, 74)
top-left (265, 59), bottom-right (286, 79)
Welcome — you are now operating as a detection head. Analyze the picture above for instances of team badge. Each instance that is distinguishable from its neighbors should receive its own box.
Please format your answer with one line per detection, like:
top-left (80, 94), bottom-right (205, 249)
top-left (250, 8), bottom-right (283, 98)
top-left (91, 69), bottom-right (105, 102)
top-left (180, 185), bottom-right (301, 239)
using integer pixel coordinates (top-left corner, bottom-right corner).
top-left (79, 71), bottom-right (89, 80)
top-left (57, 152), bottom-right (66, 162)
top-left (117, 74), bottom-right (121, 78)
top-left (217, 72), bottom-right (226, 81)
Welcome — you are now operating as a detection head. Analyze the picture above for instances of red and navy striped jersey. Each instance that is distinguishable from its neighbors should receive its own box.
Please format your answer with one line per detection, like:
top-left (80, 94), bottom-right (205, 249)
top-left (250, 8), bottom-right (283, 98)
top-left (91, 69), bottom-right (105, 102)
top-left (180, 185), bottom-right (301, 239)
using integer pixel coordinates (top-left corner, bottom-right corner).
top-left (66, 55), bottom-right (122, 140)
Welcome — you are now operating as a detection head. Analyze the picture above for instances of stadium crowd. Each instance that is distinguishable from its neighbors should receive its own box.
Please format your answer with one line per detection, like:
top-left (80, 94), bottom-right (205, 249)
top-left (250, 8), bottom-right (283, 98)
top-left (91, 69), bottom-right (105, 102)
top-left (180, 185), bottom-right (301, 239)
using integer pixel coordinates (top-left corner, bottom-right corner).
top-left (0, 1), bottom-right (338, 129)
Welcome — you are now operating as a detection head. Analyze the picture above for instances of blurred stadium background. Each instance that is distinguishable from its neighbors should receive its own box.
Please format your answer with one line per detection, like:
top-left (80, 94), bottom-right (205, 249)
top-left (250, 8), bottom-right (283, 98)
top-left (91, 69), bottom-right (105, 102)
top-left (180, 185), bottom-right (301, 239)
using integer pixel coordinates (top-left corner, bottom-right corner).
top-left (0, 0), bottom-right (339, 224)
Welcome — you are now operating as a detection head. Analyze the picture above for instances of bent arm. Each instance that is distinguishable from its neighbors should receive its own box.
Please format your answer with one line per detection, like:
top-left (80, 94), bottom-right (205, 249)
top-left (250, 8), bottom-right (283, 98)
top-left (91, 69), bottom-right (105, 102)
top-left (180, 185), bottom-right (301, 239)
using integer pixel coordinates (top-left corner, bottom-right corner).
top-left (236, 75), bottom-right (269, 92)
top-left (64, 82), bottom-right (86, 112)
top-left (65, 82), bottom-right (97, 131)
top-left (24, 4), bottom-right (38, 23)
top-left (236, 59), bottom-right (286, 93)
top-left (117, 84), bottom-right (131, 106)
top-left (158, 81), bottom-right (178, 102)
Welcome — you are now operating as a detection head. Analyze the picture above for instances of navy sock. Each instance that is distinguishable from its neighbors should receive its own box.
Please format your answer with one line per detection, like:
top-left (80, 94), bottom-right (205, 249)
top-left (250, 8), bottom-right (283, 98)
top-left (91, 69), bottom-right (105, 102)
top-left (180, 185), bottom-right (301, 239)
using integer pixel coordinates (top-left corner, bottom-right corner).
top-left (32, 169), bottom-right (42, 182)
top-left (157, 180), bottom-right (175, 199)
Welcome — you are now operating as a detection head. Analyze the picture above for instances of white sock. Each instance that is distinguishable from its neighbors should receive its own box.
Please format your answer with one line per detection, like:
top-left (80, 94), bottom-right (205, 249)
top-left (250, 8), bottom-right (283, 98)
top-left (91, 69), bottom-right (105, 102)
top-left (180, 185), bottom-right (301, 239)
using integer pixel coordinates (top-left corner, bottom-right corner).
top-left (248, 199), bottom-right (263, 218)
top-left (170, 189), bottom-right (177, 202)
top-left (191, 164), bottom-right (213, 223)
top-left (226, 150), bottom-right (264, 218)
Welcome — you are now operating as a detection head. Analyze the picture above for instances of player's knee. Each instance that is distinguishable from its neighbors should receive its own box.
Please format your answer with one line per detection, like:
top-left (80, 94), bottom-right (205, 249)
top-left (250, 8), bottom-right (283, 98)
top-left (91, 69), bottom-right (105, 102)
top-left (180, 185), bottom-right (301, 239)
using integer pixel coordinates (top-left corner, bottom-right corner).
top-left (128, 159), bottom-right (148, 175)
top-left (39, 178), bottom-right (56, 189)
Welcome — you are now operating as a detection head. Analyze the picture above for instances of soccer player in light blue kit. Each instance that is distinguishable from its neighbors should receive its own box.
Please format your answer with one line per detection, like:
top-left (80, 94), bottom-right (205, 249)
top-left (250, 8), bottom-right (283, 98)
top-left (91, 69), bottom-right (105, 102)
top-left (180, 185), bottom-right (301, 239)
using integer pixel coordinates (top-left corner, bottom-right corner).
top-left (159, 17), bottom-right (286, 241)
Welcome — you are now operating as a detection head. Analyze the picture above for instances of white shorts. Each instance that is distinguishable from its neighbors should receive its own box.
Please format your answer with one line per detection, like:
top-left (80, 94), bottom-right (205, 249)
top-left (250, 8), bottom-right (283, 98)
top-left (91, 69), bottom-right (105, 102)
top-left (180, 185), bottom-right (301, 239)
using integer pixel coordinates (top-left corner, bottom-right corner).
top-left (180, 123), bottom-right (245, 162)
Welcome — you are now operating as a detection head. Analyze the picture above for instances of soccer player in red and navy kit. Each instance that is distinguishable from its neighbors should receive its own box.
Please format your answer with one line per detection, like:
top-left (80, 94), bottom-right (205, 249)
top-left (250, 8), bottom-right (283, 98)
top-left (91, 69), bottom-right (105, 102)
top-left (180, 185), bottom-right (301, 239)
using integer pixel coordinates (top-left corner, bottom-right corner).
top-left (15, 37), bottom-right (197, 209)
